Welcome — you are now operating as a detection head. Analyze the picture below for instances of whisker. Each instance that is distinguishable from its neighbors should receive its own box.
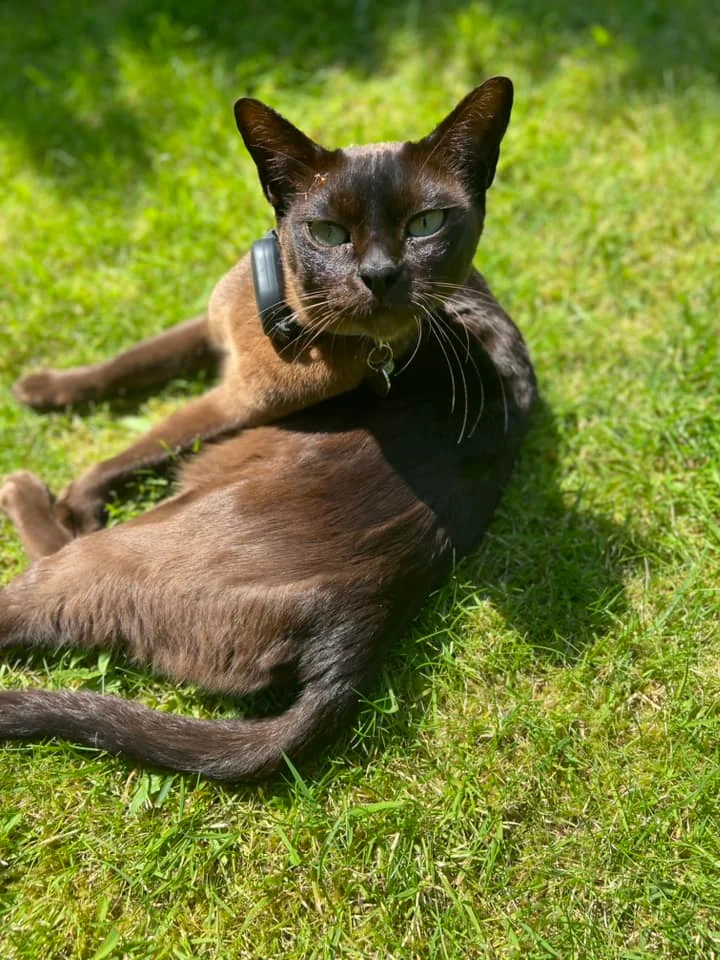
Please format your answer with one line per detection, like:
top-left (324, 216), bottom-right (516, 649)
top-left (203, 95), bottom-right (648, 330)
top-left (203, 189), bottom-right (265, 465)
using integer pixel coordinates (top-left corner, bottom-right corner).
top-left (427, 284), bottom-right (501, 313)
top-left (498, 367), bottom-right (509, 436)
top-left (394, 316), bottom-right (423, 376)
top-left (430, 280), bottom-right (498, 295)
top-left (428, 298), bottom-right (473, 363)
top-left (413, 297), bottom-right (457, 417)
top-left (438, 322), bottom-right (469, 443)
top-left (297, 311), bottom-right (339, 353)
top-left (275, 305), bottom-right (337, 358)
top-left (417, 295), bottom-right (469, 443)
top-left (417, 292), bottom-right (488, 440)
top-left (427, 280), bottom-right (501, 304)
top-left (429, 290), bottom-right (504, 437)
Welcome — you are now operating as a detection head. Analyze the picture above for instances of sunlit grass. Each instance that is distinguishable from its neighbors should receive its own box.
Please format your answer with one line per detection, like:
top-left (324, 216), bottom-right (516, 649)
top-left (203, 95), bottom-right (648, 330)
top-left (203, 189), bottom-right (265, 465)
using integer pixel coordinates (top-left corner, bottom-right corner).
top-left (1, 1), bottom-right (719, 956)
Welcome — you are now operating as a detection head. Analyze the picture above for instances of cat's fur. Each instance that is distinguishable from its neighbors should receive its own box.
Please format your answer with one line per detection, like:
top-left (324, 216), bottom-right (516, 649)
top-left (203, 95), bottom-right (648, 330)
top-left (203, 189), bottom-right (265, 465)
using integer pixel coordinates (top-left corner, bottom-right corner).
top-left (0, 77), bottom-right (536, 780)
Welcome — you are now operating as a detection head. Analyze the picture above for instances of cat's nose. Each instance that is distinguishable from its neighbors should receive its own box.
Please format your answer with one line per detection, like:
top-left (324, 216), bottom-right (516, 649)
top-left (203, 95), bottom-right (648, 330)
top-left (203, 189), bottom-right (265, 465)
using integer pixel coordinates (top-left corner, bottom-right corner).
top-left (359, 251), bottom-right (402, 299)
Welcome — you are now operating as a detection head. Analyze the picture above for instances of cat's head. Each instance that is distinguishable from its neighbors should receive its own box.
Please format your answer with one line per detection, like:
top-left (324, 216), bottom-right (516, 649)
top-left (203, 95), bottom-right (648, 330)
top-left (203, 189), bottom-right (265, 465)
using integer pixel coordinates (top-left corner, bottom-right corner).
top-left (235, 78), bottom-right (513, 343)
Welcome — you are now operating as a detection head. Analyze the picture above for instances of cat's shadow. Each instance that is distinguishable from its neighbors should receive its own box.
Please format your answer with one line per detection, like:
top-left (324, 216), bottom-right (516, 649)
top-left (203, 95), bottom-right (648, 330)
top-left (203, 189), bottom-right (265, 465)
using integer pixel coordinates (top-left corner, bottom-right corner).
top-left (465, 398), bottom-right (634, 662)
top-left (314, 397), bottom-right (642, 778)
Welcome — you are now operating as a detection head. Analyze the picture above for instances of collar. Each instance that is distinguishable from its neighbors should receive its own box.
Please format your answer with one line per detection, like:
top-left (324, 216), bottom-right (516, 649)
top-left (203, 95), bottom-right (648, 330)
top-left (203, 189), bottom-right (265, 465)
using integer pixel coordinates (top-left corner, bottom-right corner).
top-left (250, 229), bottom-right (303, 348)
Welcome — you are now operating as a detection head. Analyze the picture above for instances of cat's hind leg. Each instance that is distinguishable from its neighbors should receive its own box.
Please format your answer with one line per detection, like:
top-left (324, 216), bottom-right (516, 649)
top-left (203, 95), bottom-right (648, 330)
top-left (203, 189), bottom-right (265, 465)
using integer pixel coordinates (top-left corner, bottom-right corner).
top-left (0, 490), bottom-right (286, 694)
top-left (0, 471), bottom-right (72, 561)
top-left (13, 314), bottom-right (219, 411)
top-left (0, 484), bottom-right (364, 779)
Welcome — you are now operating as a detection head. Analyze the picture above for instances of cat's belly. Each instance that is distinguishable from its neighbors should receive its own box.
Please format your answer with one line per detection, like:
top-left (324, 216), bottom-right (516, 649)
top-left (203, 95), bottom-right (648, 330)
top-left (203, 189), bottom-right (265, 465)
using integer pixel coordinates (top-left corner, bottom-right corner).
top-left (118, 419), bottom-right (443, 586)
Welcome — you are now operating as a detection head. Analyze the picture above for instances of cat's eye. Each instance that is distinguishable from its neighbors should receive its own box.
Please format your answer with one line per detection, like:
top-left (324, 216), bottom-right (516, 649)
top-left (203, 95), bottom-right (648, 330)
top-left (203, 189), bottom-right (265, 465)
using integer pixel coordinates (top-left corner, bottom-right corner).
top-left (407, 209), bottom-right (447, 238)
top-left (308, 220), bottom-right (350, 247)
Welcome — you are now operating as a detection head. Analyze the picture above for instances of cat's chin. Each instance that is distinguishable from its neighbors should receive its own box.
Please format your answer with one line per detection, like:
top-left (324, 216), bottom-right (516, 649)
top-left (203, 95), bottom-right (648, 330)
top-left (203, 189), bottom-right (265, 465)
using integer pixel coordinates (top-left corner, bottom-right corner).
top-left (333, 313), bottom-right (417, 345)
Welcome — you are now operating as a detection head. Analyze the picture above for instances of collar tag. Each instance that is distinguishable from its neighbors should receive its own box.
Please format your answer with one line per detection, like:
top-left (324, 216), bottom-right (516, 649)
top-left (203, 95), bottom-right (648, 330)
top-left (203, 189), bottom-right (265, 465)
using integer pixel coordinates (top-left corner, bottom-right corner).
top-left (367, 340), bottom-right (395, 396)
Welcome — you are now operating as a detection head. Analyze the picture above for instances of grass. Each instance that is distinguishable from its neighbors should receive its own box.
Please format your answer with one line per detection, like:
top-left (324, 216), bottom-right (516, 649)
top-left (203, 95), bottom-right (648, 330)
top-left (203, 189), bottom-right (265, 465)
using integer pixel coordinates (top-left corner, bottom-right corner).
top-left (1, 0), bottom-right (719, 956)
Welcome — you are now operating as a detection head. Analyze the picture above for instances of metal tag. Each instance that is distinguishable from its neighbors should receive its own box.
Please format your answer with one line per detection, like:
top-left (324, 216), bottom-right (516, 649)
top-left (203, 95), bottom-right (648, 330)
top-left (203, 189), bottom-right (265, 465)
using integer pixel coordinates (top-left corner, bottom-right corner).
top-left (367, 341), bottom-right (395, 396)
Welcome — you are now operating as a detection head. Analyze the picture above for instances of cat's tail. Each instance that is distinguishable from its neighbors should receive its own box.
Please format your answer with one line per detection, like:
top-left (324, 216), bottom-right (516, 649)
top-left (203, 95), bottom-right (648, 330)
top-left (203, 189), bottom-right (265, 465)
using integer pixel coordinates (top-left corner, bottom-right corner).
top-left (0, 679), bottom-right (357, 781)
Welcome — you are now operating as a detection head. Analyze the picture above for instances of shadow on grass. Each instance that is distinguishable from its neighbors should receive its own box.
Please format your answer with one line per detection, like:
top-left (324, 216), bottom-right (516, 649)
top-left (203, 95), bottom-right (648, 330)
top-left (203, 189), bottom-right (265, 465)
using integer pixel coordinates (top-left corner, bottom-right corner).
top-left (1, 0), bottom-right (716, 193)
top-left (487, 0), bottom-right (719, 91)
top-left (467, 399), bottom-right (635, 661)
top-left (346, 397), bottom-right (644, 767)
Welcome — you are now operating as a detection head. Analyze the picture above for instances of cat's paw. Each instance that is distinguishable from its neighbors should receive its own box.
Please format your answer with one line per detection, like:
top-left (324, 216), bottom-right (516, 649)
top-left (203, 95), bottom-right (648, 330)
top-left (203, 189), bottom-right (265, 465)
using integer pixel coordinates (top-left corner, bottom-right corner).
top-left (55, 479), bottom-right (105, 535)
top-left (13, 369), bottom-right (95, 410)
top-left (13, 370), bottom-right (70, 409)
top-left (0, 470), bottom-right (54, 519)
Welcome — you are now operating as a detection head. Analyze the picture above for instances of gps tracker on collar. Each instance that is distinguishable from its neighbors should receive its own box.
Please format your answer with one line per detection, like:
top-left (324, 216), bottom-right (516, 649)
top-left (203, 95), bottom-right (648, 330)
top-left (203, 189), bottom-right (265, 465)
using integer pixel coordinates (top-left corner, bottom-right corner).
top-left (250, 229), bottom-right (302, 348)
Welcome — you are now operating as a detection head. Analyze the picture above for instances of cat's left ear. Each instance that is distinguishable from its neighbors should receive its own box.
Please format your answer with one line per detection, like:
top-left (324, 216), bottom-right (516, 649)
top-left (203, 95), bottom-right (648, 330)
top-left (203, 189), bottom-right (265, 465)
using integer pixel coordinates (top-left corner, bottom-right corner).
top-left (234, 98), bottom-right (331, 214)
top-left (418, 77), bottom-right (514, 196)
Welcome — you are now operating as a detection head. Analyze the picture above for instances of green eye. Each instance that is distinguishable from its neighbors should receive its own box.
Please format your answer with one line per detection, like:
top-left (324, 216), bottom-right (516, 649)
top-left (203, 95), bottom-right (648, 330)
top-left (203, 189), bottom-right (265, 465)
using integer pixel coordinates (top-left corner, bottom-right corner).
top-left (308, 220), bottom-right (350, 246)
top-left (407, 209), bottom-right (447, 238)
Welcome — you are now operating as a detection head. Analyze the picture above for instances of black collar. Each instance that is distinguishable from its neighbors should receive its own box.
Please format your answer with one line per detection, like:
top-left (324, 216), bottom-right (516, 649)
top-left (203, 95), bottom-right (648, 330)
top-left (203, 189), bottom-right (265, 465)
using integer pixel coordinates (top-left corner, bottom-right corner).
top-left (250, 230), bottom-right (303, 348)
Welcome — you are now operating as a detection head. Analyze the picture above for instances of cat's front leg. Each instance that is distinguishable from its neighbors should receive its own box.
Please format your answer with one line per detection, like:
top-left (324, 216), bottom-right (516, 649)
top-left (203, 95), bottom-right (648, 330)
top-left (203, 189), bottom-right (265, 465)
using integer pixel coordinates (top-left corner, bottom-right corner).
top-left (54, 475), bottom-right (106, 536)
top-left (54, 387), bottom-right (253, 534)
top-left (12, 366), bottom-right (105, 410)
top-left (13, 315), bottom-right (217, 411)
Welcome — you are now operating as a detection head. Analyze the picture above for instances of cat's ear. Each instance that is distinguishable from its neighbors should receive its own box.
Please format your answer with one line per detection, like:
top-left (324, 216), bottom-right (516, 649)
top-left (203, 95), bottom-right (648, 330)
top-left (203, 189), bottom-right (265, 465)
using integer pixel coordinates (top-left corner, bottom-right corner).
top-left (234, 98), bottom-right (330, 213)
top-left (419, 77), bottom-right (513, 196)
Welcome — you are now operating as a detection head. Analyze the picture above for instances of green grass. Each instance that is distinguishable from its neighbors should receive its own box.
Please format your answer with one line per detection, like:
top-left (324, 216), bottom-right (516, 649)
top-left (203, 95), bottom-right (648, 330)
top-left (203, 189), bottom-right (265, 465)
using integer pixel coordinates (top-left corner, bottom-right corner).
top-left (1, 0), bottom-right (719, 956)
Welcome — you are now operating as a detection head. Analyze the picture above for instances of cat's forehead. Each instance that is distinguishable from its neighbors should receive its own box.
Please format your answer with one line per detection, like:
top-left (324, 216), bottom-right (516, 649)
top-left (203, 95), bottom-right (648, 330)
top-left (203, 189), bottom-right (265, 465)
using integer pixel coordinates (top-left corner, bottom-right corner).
top-left (335, 143), bottom-right (411, 203)
top-left (342, 142), bottom-right (403, 160)
top-left (300, 141), bottom-right (467, 222)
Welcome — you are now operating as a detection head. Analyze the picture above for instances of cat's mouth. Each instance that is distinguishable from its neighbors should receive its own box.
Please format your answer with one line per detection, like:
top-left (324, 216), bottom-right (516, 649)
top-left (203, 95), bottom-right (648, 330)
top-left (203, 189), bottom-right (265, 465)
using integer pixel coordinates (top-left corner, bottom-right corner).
top-left (331, 308), bottom-right (418, 344)
top-left (324, 287), bottom-right (420, 341)
top-left (298, 285), bottom-right (420, 344)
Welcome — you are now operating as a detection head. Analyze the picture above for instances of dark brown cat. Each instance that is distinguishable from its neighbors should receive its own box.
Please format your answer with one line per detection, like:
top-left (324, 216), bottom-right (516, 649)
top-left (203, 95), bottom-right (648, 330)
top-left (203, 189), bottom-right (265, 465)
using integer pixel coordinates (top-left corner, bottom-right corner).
top-left (0, 77), bottom-right (536, 780)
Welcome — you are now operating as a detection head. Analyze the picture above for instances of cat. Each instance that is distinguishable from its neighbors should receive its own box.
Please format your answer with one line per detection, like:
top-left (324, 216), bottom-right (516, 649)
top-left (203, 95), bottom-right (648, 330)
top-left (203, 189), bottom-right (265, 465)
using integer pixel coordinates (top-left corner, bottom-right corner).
top-left (0, 77), bottom-right (536, 780)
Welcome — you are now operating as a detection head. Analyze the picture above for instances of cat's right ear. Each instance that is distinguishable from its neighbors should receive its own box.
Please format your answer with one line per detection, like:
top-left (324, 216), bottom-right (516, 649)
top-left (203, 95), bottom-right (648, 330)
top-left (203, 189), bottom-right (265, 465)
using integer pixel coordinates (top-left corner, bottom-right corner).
top-left (419, 77), bottom-right (514, 197)
top-left (234, 99), bottom-right (330, 214)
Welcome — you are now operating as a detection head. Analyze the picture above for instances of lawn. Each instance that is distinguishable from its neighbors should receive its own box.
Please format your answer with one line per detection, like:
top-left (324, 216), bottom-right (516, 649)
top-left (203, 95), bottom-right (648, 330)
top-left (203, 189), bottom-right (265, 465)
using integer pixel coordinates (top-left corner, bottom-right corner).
top-left (1, 0), bottom-right (719, 957)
